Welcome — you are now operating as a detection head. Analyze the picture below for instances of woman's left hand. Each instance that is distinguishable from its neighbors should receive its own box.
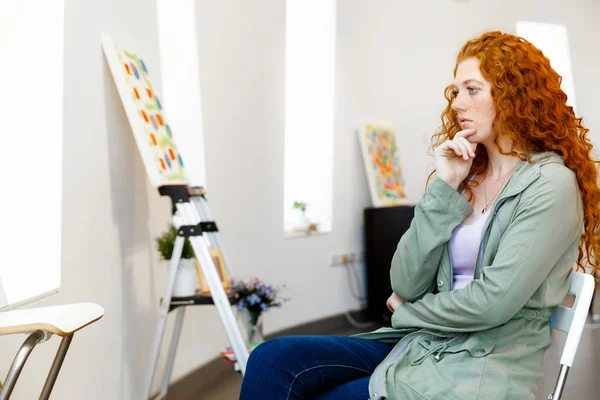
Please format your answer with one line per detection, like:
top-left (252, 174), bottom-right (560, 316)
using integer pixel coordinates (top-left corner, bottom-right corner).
top-left (386, 292), bottom-right (404, 312)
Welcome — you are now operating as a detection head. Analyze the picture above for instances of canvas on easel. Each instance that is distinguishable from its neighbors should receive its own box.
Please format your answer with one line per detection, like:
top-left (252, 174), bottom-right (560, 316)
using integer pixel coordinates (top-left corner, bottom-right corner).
top-left (357, 123), bottom-right (408, 207)
top-left (101, 37), bottom-right (187, 188)
top-left (102, 36), bottom-right (250, 398)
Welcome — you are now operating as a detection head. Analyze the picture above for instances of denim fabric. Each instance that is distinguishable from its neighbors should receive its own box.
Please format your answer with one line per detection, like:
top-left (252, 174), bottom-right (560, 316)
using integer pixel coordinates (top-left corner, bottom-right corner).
top-left (239, 335), bottom-right (393, 399)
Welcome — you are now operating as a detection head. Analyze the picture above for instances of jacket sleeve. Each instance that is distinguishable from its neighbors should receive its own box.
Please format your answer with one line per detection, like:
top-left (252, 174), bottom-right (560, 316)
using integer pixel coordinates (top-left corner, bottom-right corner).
top-left (391, 176), bottom-right (473, 301)
top-left (391, 167), bottom-right (583, 332)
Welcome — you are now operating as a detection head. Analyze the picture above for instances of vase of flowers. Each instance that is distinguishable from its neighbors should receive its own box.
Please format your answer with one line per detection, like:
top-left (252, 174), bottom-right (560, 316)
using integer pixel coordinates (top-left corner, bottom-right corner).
top-left (230, 278), bottom-right (285, 344)
top-left (239, 307), bottom-right (265, 344)
top-left (156, 225), bottom-right (198, 297)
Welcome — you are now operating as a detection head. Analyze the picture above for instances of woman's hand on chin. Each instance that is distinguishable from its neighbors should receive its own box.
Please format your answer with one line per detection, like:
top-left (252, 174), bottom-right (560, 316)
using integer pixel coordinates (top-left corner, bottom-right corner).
top-left (434, 128), bottom-right (478, 190)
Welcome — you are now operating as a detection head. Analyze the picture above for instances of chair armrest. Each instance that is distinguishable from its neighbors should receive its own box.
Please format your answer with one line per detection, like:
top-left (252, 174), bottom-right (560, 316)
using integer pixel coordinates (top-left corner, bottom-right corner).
top-left (0, 303), bottom-right (104, 337)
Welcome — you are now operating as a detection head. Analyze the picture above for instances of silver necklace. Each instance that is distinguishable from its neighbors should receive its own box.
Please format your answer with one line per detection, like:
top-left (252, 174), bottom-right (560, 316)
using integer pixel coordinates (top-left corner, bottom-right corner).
top-left (482, 163), bottom-right (518, 214)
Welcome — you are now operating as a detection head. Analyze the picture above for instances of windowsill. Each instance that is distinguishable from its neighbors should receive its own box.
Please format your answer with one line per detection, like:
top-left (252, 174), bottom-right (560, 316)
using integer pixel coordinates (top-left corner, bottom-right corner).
top-left (0, 288), bottom-right (59, 311)
top-left (284, 230), bottom-right (330, 239)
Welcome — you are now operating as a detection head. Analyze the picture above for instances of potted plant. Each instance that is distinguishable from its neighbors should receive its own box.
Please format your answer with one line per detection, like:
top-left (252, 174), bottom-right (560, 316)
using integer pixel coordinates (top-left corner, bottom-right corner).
top-left (292, 201), bottom-right (310, 231)
top-left (156, 225), bottom-right (198, 297)
top-left (230, 278), bottom-right (286, 344)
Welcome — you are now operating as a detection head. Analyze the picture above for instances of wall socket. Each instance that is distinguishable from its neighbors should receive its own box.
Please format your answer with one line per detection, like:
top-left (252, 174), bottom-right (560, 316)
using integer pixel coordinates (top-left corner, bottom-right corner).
top-left (331, 252), bottom-right (363, 266)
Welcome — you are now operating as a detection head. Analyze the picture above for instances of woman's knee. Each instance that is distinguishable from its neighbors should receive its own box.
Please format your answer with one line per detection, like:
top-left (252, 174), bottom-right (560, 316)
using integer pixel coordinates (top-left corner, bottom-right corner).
top-left (247, 336), bottom-right (300, 368)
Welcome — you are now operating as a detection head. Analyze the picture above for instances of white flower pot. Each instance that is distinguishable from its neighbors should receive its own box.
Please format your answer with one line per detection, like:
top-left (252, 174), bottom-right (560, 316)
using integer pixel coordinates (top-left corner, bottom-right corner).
top-left (172, 258), bottom-right (198, 297)
top-left (292, 210), bottom-right (310, 231)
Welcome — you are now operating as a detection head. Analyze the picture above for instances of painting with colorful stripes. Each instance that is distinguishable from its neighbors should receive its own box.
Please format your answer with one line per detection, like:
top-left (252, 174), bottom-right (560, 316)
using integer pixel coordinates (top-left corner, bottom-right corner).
top-left (358, 123), bottom-right (407, 207)
top-left (102, 36), bottom-right (187, 188)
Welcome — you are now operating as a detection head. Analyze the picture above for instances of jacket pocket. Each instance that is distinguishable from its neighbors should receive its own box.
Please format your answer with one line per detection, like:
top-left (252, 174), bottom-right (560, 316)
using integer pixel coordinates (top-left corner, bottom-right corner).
top-left (397, 333), bottom-right (498, 400)
top-left (411, 332), bottom-right (497, 366)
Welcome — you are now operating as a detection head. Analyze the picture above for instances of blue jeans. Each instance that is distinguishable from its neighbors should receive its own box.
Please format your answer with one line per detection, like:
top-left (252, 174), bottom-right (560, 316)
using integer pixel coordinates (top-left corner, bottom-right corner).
top-left (239, 335), bottom-right (393, 399)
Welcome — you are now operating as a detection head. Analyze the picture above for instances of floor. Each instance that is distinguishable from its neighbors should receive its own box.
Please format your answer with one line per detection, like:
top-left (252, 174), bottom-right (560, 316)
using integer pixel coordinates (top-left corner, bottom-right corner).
top-left (176, 320), bottom-right (376, 400)
top-left (178, 319), bottom-right (600, 400)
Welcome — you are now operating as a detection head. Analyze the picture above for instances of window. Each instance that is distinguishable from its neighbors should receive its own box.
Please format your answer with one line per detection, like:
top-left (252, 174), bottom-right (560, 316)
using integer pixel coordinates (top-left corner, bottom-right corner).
top-left (156, 0), bottom-right (207, 187)
top-left (0, 0), bottom-right (64, 307)
top-left (516, 21), bottom-right (577, 111)
top-left (283, 0), bottom-right (336, 236)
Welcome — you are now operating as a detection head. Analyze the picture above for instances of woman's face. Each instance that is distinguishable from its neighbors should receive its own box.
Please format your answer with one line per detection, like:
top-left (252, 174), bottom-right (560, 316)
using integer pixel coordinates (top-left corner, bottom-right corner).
top-left (451, 57), bottom-right (496, 144)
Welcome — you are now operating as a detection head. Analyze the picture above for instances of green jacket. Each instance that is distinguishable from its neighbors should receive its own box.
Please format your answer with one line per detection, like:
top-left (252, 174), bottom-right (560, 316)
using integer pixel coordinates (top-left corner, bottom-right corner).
top-left (354, 152), bottom-right (583, 399)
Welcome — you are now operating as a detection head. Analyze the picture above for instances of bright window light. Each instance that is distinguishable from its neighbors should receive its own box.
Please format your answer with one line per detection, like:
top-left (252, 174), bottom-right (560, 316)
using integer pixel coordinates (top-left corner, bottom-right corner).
top-left (0, 0), bottom-right (64, 306)
top-left (516, 21), bottom-right (577, 112)
top-left (156, 0), bottom-right (207, 188)
top-left (283, 0), bottom-right (336, 235)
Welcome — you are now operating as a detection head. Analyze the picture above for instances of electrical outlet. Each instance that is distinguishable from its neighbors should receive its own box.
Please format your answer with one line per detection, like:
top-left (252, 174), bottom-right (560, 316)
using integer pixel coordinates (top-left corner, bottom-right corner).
top-left (331, 252), bottom-right (363, 266)
top-left (331, 254), bottom-right (344, 266)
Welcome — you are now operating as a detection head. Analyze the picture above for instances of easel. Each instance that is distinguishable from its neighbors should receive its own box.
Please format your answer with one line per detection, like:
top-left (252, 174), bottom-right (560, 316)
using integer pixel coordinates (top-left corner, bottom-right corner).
top-left (100, 36), bottom-right (249, 400)
top-left (144, 186), bottom-right (249, 400)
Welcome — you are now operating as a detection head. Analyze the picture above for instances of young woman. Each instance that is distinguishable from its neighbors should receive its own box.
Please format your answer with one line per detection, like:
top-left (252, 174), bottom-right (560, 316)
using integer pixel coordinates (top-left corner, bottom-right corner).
top-left (239, 31), bottom-right (600, 400)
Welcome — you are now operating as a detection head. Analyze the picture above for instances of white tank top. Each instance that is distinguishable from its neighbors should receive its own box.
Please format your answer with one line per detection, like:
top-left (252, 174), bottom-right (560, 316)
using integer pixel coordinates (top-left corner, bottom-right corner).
top-left (449, 209), bottom-right (490, 290)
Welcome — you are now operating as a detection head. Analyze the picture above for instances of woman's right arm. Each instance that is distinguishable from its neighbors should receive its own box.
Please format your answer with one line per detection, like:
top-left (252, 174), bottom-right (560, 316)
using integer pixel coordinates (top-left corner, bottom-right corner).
top-left (390, 176), bottom-right (473, 301)
top-left (391, 128), bottom-right (477, 301)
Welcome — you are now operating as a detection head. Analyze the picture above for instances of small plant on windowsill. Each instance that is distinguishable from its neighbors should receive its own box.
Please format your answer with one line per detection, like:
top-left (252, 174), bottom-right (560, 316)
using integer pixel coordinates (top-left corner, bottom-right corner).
top-left (155, 225), bottom-right (198, 297)
top-left (292, 201), bottom-right (307, 215)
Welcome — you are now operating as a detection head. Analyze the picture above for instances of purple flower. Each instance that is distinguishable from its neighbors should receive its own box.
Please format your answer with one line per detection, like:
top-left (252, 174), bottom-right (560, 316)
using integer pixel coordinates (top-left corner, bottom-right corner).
top-left (231, 278), bottom-right (287, 313)
top-left (247, 293), bottom-right (260, 306)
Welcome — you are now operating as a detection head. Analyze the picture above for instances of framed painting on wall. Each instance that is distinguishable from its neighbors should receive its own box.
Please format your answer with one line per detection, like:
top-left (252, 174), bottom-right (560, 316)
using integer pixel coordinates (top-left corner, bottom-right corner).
top-left (357, 123), bottom-right (408, 207)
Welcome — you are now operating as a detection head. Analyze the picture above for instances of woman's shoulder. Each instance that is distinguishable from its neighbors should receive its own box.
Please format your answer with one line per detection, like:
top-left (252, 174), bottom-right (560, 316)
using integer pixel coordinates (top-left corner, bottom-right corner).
top-left (527, 151), bottom-right (575, 181)
top-left (522, 152), bottom-right (579, 200)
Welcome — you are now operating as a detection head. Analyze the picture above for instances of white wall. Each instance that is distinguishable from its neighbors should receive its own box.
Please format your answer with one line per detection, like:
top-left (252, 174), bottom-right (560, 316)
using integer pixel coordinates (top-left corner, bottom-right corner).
top-left (1, 1), bottom-right (599, 399)
top-left (336, 0), bottom-right (600, 202)
top-left (193, 0), bottom-right (366, 341)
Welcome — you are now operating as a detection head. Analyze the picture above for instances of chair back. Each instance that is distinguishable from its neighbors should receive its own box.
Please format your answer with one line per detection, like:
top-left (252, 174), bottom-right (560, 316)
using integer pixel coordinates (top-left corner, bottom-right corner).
top-left (549, 271), bottom-right (595, 367)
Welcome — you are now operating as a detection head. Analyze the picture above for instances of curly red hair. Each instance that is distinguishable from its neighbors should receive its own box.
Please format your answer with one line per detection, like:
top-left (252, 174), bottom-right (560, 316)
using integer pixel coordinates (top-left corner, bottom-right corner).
top-left (430, 31), bottom-right (600, 275)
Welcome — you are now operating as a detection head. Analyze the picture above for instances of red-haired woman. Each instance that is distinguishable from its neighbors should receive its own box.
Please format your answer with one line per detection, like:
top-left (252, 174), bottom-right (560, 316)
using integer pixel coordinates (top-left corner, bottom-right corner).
top-left (239, 31), bottom-right (600, 400)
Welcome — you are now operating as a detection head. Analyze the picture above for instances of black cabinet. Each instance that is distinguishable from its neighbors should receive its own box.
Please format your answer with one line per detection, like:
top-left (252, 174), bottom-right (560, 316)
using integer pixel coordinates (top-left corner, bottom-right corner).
top-left (364, 205), bottom-right (415, 323)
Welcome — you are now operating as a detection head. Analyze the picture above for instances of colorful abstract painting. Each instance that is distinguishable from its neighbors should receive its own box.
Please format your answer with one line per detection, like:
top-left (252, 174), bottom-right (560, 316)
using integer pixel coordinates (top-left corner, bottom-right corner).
top-left (358, 124), bottom-right (407, 207)
top-left (102, 37), bottom-right (188, 188)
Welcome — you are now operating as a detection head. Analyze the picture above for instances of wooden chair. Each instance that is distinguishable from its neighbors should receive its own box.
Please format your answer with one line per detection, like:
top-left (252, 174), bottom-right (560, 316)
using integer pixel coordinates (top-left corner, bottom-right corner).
top-left (0, 303), bottom-right (104, 399)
